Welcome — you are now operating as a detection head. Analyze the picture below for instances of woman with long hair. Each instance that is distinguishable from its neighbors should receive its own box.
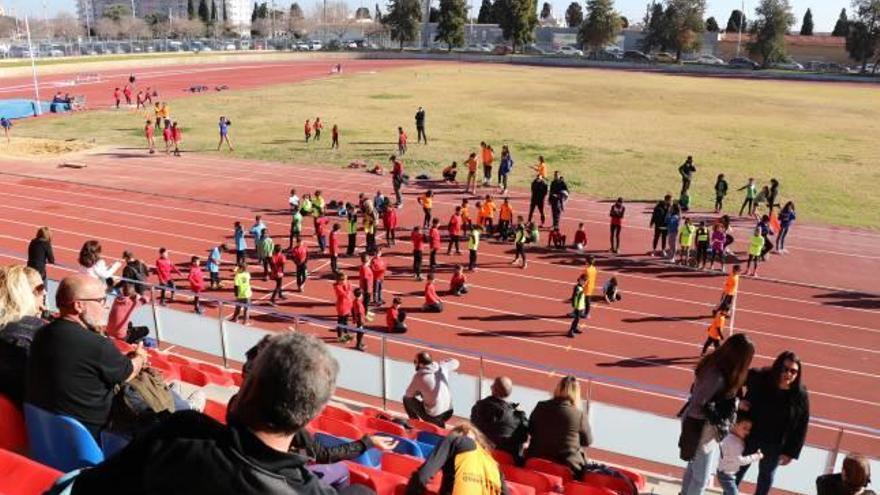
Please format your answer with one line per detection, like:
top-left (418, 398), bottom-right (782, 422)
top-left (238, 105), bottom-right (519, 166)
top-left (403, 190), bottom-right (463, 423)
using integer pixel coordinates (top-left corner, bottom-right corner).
top-left (27, 227), bottom-right (55, 283)
top-left (679, 333), bottom-right (755, 495)
top-left (775, 202), bottom-right (796, 253)
top-left (526, 375), bottom-right (593, 479)
top-left (735, 351), bottom-right (810, 495)
top-left (78, 240), bottom-right (122, 287)
top-left (406, 422), bottom-right (507, 495)
top-left (0, 265), bottom-right (48, 402)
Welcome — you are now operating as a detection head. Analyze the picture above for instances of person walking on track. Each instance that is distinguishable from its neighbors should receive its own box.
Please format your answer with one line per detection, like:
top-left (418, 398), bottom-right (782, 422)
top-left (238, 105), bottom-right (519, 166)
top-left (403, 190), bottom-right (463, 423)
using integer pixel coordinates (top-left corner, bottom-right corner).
top-left (609, 197), bottom-right (625, 254)
top-left (701, 309), bottom-right (727, 355)
top-left (390, 155), bottom-right (405, 206)
top-left (428, 218), bottom-right (441, 272)
top-left (715, 264), bottom-right (741, 313)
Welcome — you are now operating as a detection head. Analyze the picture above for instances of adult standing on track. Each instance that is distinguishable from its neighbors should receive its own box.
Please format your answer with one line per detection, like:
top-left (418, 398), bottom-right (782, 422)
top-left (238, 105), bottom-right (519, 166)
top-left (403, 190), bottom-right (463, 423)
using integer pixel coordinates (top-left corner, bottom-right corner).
top-left (679, 156), bottom-right (696, 196)
top-left (498, 145), bottom-right (513, 194)
top-left (650, 195), bottom-right (672, 257)
top-left (549, 172), bottom-right (569, 230)
top-left (679, 333), bottom-right (754, 495)
top-left (415, 106), bottom-right (427, 144)
top-left (736, 352), bottom-right (810, 495)
top-left (217, 116), bottom-right (233, 151)
top-left (481, 142), bottom-right (495, 188)
top-left (609, 198), bottom-right (625, 254)
top-left (775, 202), bottom-right (796, 253)
top-left (714, 174), bottom-right (729, 213)
top-left (27, 227), bottom-right (55, 283)
top-left (390, 155), bottom-right (404, 206)
top-left (528, 176), bottom-right (548, 227)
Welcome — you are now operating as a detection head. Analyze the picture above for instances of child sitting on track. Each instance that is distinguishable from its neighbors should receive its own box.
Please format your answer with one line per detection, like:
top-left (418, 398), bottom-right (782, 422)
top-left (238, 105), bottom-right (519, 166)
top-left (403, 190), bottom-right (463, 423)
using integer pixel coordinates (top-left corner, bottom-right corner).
top-left (603, 276), bottom-right (622, 303)
top-left (450, 265), bottom-right (468, 296)
top-left (573, 222), bottom-right (587, 251)
top-left (548, 227), bottom-right (566, 249)
top-left (386, 297), bottom-right (407, 333)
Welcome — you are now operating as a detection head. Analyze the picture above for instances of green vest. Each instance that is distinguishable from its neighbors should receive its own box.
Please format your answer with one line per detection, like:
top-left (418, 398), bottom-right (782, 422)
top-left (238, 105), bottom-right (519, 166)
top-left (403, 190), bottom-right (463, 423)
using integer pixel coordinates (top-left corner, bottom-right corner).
top-left (291, 212), bottom-right (303, 233)
top-left (346, 216), bottom-right (358, 234)
top-left (300, 198), bottom-right (313, 215)
top-left (260, 236), bottom-right (274, 258)
top-left (572, 284), bottom-right (586, 310)
top-left (696, 227), bottom-right (709, 243)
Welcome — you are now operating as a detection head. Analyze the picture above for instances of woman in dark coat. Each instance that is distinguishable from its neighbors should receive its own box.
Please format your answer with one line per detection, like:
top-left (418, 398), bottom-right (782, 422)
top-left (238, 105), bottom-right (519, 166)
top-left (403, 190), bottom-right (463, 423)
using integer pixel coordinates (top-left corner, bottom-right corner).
top-left (27, 227), bottom-right (55, 283)
top-left (736, 351), bottom-right (810, 495)
top-left (526, 375), bottom-right (592, 479)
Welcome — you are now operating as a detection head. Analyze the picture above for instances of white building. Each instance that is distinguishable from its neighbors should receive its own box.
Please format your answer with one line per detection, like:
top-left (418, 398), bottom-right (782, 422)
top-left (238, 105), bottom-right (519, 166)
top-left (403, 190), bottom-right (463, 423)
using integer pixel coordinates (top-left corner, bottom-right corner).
top-left (221, 0), bottom-right (252, 36)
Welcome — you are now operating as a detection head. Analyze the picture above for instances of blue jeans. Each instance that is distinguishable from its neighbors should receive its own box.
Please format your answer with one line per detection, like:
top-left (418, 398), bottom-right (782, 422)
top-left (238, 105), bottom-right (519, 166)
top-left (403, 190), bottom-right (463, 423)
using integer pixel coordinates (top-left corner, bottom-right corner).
top-left (681, 423), bottom-right (719, 495)
top-left (736, 440), bottom-right (781, 495)
top-left (776, 225), bottom-right (790, 250)
top-left (717, 471), bottom-right (738, 495)
top-left (373, 279), bottom-right (383, 303)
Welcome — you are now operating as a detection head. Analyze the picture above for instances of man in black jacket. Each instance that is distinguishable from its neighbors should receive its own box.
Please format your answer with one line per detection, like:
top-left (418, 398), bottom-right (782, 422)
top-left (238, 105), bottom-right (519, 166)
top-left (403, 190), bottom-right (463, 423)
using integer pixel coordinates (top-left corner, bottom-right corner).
top-left (528, 176), bottom-right (548, 227)
top-left (415, 107), bottom-right (427, 144)
top-left (678, 156), bottom-right (696, 195)
top-left (121, 250), bottom-right (150, 295)
top-left (470, 376), bottom-right (528, 460)
top-left (69, 333), bottom-right (373, 495)
top-left (649, 195), bottom-right (672, 256)
top-left (548, 172), bottom-right (569, 230)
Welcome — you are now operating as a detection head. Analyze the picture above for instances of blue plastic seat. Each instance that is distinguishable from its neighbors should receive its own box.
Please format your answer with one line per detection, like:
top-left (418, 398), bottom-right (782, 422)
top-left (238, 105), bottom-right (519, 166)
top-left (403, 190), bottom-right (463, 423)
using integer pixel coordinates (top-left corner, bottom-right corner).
top-left (100, 430), bottom-right (131, 458)
top-left (416, 430), bottom-right (444, 447)
top-left (417, 440), bottom-right (435, 457)
top-left (383, 433), bottom-right (424, 458)
top-left (24, 404), bottom-right (105, 472)
top-left (314, 431), bottom-right (382, 468)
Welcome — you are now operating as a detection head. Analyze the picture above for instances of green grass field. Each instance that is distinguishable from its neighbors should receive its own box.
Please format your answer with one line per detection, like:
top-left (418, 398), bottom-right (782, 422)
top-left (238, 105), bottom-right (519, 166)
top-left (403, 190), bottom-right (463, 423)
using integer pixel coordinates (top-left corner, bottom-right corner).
top-left (14, 64), bottom-right (880, 228)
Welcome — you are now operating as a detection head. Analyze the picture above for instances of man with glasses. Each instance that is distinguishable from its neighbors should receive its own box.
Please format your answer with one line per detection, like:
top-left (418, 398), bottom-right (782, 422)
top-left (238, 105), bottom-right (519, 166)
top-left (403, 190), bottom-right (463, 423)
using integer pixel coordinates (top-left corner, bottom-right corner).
top-left (26, 274), bottom-right (148, 439)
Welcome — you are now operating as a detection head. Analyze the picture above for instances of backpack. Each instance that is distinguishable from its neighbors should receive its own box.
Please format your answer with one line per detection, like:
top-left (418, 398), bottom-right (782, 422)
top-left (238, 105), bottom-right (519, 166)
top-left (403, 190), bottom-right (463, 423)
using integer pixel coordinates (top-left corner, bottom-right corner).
top-left (581, 463), bottom-right (638, 495)
top-left (108, 367), bottom-right (176, 436)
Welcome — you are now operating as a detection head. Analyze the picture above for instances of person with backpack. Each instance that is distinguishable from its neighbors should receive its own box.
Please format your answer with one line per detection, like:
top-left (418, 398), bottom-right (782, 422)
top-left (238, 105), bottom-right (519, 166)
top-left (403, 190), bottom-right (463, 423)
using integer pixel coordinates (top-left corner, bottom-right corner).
top-left (470, 377), bottom-right (529, 461)
top-left (406, 423), bottom-right (508, 495)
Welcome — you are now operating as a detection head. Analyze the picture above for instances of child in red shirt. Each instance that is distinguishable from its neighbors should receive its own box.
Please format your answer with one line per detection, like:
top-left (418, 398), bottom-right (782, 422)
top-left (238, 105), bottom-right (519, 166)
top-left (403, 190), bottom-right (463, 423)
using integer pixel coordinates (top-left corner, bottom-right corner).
top-left (370, 247), bottom-right (387, 306)
top-left (113, 87), bottom-right (121, 109)
top-left (333, 272), bottom-right (354, 342)
top-left (450, 264), bottom-right (468, 296)
top-left (314, 117), bottom-right (323, 140)
top-left (123, 85), bottom-right (132, 105)
top-left (351, 288), bottom-right (366, 351)
top-left (397, 126), bottom-right (407, 155)
top-left (358, 252), bottom-right (374, 311)
top-left (315, 214), bottom-right (329, 254)
top-left (291, 239), bottom-right (308, 292)
top-left (548, 227), bottom-right (566, 249)
top-left (144, 119), bottom-right (155, 154)
top-left (423, 273), bottom-right (443, 312)
top-left (447, 207), bottom-right (463, 255)
top-left (383, 204), bottom-right (398, 246)
top-left (386, 297), bottom-right (407, 333)
top-left (329, 223), bottom-right (341, 274)
top-left (573, 222), bottom-right (587, 251)
top-left (188, 256), bottom-right (206, 314)
top-left (304, 119), bottom-right (312, 142)
top-left (269, 245), bottom-right (286, 304)
top-left (162, 120), bottom-right (172, 154)
top-left (411, 226), bottom-right (424, 281)
top-left (171, 121), bottom-right (182, 157)
top-left (155, 247), bottom-right (183, 305)
top-left (428, 218), bottom-right (441, 272)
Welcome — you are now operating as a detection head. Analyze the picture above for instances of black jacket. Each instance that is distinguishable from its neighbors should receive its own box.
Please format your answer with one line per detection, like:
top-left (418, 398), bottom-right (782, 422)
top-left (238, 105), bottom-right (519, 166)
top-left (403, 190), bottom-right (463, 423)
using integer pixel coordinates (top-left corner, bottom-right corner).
top-left (0, 316), bottom-right (45, 403)
top-left (743, 368), bottom-right (810, 459)
top-left (292, 429), bottom-right (371, 463)
top-left (530, 180), bottom-right (548, 203)
top-left (549, 179), bottom-right (568, 203)
top-left (650, 202), bottom-right (669, 229)
top-left (73, 411), bottom-right (340, 495)
top-left (407, 433), bottom-right (509, 495)
top-left (27, 238), bottom-right (54, 279)
top-left (470, 396), bottom-right (528, 456)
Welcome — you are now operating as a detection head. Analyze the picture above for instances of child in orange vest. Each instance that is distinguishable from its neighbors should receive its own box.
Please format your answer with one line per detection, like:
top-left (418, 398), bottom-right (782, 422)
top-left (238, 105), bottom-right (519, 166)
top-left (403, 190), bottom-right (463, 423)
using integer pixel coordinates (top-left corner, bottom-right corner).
top-left (701, 309), bottom-right (727, 355)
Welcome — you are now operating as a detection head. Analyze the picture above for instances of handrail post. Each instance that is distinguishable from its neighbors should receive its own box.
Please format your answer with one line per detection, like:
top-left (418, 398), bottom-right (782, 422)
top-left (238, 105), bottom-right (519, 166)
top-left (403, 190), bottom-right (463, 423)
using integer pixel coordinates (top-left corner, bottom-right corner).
top-left (824, 428), bottom-right (845, 474)
top-left (380, 336), bottom-right (388, 411)
top-left (218, 301), bottom-right (229, 368)
top-left (150, 286), bottom-right (163, 345)
top-left (477, 355), bottom-right (484, 400)
top-left (587, 378), bottom-right (593, 405)
top-left (293, 316), bottom-right (299, 332)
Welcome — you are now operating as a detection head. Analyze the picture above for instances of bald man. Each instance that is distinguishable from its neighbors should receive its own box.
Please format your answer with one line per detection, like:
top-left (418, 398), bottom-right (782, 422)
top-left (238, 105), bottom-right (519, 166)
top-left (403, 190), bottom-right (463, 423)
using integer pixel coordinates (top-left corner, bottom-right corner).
top-left (26, 274), bottom-right (147, 438)
top-left (470, 376), bottom-right (529, 459)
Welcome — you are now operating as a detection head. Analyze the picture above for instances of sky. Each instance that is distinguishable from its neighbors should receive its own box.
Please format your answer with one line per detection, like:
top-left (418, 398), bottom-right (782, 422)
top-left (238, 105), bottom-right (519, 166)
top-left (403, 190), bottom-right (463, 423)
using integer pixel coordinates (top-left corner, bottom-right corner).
top-left (4, 0), bottom-right (851, 33)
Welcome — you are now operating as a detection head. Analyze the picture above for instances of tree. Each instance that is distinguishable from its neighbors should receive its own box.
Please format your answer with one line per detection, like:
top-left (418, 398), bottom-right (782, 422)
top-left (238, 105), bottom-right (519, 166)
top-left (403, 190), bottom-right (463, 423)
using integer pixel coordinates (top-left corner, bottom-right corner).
top-left (384, 0), bottom-right (421, 49)
top-left (640, 2), bottom-right (667, 51)
top-left (496, 0), bottom-right (538, 52)
top-left (94, 18), bottom-right (120, 38)
top-left (119, 16), bottom-right (151, 38)
top-left (52, 13), bottom-right (83, 40)
top-left (664, 0), bottom-right (706, 60)
top-left (251, 2), bottom-right (259, 22)
top-left (429, 6), bottom-right (440, 22)
top-left (198, 0), bottom-right (210, 23)
top-left (565, 2), bottom-right (583, 28)
top-left (832, 8), bottom-right (849, 36)
top-left (620, 15), bottom-right (628, 28)
top-left (173, 18), bottom-right (207, 38)
top-left (799, 8), bottom-right (813, 35)
top-left (375, 3), bottom-right (383, 21)
top-left (435, 0), bottom-right (467, 50)
top-left (291, 3), bottom-right (305, 19)
top-left (540, 2), bottom-right (552, 19)
top-left (748, 0), bottom-right (795, 67)
top-left (846, 0), bottom-right (880, 72)
top-left (578, 0), bottom-right (621, 53)
top-left (478, 0), bottom-right (496, 23)
top-left (188, 0), bottom-right (196, 19)
top-left (210, 0), bottom-right (218, 25)
top-left (705, 16), bottom-right (718, 32)
top-left (355, 7), bottom-right (372, 19)
top-left (102, 4), bottom-right (132, 21)
top-left (725, 9), bottom-right (745, 32)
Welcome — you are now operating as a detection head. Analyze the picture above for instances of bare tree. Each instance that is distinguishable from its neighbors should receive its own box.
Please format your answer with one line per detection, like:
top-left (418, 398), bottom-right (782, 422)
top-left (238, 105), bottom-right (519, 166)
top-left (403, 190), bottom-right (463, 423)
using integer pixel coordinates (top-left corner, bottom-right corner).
top-left (313, 0), bottom-right (354, 40)
top-left (172, 18), bottom-right (206, 39)
top-left (251, 17), bottom-right (272, 37)
top-left (118, 17), bottom-right (152, 39)
top-left (52, 13), bottom-right (84, 40)
top-left (95, 18), bottom-right (121, 39)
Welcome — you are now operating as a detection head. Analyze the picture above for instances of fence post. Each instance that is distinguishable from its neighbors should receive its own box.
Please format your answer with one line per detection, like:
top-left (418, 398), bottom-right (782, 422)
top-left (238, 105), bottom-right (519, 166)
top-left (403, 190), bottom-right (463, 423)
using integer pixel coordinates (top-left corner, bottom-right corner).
top-left (218, 301), bottom-right (229, 368)
top-left (293, 316), bottom-right (299, 333)
top-left (824, 428), bottom-right (845, 474)
top-left (150, 286), bottom-right (163, 345)
top-left (477, 355), bottom-right (485, 401)
top-left (380, 336), bottom-right (388, 411)
top-left (587, 378), bottom-right (593, 405)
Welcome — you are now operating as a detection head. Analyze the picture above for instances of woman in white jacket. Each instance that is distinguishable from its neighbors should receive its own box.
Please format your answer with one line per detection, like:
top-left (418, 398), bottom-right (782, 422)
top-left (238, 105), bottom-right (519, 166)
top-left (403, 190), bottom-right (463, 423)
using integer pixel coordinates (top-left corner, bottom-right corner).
top-left (78, 240), bottom-right (122, 288)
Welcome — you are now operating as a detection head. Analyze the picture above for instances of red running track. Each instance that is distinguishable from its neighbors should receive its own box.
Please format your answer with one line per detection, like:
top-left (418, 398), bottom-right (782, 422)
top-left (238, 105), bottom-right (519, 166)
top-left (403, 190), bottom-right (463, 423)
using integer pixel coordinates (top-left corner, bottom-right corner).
top-left (0, 59), bottom-right (877, 459)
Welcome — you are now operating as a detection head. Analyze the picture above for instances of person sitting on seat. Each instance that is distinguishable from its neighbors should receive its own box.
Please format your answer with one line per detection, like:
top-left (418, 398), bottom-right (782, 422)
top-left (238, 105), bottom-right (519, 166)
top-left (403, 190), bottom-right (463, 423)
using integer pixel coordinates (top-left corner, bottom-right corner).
top-left (0, 265), bottom-right (47, 404)
top-left (470, 376), bottom-right (529, 461)
top-left (403, 351), bottom-right (459, 428)
top-left (526, 376), bottom-right (593, 480)
top-left (816, 453), bottom-right (875, 495)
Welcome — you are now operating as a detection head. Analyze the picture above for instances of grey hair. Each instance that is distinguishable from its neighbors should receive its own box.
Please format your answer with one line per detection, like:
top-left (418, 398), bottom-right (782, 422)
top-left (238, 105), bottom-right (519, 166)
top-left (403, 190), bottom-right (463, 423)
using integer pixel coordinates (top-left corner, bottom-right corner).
top-left (234, 333), bottom-right (339, 435)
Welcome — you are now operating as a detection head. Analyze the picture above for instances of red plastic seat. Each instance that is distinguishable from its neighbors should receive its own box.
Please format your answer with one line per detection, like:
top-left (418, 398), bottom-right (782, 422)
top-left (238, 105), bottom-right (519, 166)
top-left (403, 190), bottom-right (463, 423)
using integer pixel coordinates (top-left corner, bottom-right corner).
top-left (491, 449), bottom-right (515, 466)
top-left (111, 339), bottom-right (134, 354)
top-left (322, 404), bottom-right (362, 425)
top-left (314, 416), bottom-right (365, 440)
top-left (409, 419), bottom-right (446, 435)
top-left (365, 416), bottom-right (408, 437)
top-left (507, 480), bottom-right (538, 495)
top-left (196, 362), bottom-right (228, 377)
top-left (178, 365), bottom-right (209, 387)
top-left (524, 457), bottom-right (574, 483)
top-left (581, 473), bottom-right (637, 495)
top-left (360, 406), bottom-right (386, 418)
top-left (345, 461), bottom-right (408, 495)
top-left (149, 359), bottom-right (180, 382)
top-left (382, 452), bottom-right (439, 490)
top-left (0, 448), bottom-right (63, 493)
top-left (203, 400), bottom-right (228, 424)
top-left (611, 467), bottom-right (645, 490)
top-left (500, 465), bottom-right (564, 493)
top-left (166, 354), bottom-right (193, 367)
top-left (232, 371), bottom-right (244, 387)
top-left (0, 395), bottom-right (27, 452)
top-left (565, 482), bottom-right (617, 495)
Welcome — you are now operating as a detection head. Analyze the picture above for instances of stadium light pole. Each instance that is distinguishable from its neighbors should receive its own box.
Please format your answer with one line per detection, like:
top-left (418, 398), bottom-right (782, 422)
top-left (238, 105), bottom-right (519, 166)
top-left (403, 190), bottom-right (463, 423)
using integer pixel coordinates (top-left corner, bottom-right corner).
top-left (24, 15), bottom-right (42, 116)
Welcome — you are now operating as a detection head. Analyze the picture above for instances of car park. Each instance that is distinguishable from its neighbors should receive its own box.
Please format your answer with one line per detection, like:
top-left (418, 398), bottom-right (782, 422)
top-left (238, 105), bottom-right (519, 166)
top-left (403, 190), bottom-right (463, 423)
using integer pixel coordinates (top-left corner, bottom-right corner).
top-left (556, 46), bottom-right (583, 56)
top-left (692, 54), bottom-right (725, 65)
top-left (652, 52), bottom-right (676, 63)
top-left (728, 57), bottom-right (760, 69)
top-left (623, 50), bottom-right (651, 63)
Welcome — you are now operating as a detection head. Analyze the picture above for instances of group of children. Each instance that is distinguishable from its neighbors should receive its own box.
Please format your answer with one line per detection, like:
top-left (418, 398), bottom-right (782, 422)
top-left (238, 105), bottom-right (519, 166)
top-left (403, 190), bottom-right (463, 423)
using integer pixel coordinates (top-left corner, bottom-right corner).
top-left (305, 117), bottom-right (340, 149)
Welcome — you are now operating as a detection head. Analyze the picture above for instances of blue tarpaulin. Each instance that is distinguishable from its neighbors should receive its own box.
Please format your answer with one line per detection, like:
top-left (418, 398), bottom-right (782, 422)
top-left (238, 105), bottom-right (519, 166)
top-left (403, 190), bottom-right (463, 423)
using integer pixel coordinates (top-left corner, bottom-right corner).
top-left (0, 99), bottom-right (67, 119)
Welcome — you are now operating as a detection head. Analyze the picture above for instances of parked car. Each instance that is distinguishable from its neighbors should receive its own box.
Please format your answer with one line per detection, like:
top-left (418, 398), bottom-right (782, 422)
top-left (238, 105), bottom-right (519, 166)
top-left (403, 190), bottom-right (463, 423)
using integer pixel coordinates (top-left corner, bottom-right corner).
top-left (692, 54), bottom-right (725, 65)
top-left (591, 48), bottom-right (622, 61)
top-left (492, 44), bottom-right (513, 55)
top-left (653, 51), bottom-right (676, 63)
top-left (556, 46), bottom-right (583, 56)
top-left (769, 60), bottom-right (804, 71)
top-left (523, 44), bottom-right (548, 55)
top-left (623, 50), bottom-right (651, 63)
top-left (728, 57), bottom-right (760, 69)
